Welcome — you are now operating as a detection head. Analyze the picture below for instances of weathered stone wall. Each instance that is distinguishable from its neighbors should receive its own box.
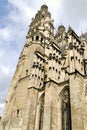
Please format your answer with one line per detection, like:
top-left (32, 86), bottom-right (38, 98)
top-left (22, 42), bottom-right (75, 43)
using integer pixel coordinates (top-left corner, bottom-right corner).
top-left (69, 74), bottom-right (84, 130)
top-left (0, 4), bottom-right (87, 130)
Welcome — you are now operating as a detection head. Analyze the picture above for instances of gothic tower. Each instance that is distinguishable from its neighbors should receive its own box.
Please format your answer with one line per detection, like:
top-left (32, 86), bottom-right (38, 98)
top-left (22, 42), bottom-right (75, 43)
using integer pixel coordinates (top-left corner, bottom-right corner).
top-left (0, 5), bottom-right (87, 130)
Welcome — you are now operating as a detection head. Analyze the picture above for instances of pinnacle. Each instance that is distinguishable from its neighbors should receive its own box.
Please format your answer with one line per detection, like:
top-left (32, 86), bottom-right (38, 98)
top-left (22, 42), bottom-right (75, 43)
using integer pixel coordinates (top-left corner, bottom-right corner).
top-left (40, 4), bottom-right (48, 10)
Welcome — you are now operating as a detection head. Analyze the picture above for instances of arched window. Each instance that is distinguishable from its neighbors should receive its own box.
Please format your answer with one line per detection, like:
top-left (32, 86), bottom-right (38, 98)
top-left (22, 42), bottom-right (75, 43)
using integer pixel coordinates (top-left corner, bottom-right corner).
top-left (60, 86), bottom-right (71, 130)
top-left (26, 69), bottom-right (28, 76)
top-left (41, 37), bottom-right (43, 42)
top-left (36, 36), bottom-right (39, 41)
top-left (17, 109), bottom-right (19, 117)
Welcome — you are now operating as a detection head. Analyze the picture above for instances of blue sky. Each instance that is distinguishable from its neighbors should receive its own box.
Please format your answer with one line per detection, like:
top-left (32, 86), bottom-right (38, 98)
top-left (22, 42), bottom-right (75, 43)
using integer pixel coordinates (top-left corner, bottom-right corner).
top-left (0, 0), bottom-right (8, 16)
top-left (0, 0), bottom-right (87, 116)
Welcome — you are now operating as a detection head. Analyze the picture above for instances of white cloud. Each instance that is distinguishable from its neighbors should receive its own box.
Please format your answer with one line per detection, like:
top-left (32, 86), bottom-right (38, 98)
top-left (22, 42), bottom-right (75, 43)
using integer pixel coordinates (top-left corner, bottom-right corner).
top-left (0, 26), bottom-right (11, 44)
top-left (8, 0), bottom-right (35, 22)
top-left (1, 65), bottom-right (10, 76)
top-left (0, 104), bottom-right (5, 108)
top-left (0, 103), bottom-right (5, 116)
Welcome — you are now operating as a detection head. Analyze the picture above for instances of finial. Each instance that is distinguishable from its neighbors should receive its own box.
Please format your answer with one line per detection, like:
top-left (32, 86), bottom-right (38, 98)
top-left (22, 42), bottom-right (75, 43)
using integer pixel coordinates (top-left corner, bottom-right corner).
top-left (68, 25), bottom-right (73, 32)
top-left (41, 3), bottom-right (48, 10)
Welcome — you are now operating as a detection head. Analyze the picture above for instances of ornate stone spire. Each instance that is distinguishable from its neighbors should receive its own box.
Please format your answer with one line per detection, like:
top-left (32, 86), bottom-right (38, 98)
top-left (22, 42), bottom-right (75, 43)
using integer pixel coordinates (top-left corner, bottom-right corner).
top-left (27, 4), bottom-right (54, 38)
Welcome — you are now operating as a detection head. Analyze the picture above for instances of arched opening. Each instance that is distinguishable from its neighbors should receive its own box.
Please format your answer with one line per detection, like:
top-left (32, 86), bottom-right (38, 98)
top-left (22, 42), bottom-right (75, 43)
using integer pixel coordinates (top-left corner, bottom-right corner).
top-left (17, 109), bottom-right (19, 117)
top-left (41, 37), bottom-right (43, 42)
top-left (36, 36), bottom-right (39, 41)
top-left (26, 69), bottom-right (28, 76)
top-left (39, 93), bottom-right (45, 130)
top-left (60, 86), bottom-right (71, 130)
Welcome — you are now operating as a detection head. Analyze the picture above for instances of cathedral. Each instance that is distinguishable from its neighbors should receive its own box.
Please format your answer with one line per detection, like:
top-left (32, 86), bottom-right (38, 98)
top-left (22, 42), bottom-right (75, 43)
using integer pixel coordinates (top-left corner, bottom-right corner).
top-left (0, 4), bottom-right (87, 130)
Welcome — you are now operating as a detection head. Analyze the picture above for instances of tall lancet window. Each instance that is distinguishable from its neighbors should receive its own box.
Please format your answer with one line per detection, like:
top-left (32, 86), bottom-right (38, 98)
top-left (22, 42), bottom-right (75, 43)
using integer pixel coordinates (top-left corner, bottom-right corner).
top-left (61, 87), bottom-right (71, 130)
top-left (39, 93), bottom-right (45, 130)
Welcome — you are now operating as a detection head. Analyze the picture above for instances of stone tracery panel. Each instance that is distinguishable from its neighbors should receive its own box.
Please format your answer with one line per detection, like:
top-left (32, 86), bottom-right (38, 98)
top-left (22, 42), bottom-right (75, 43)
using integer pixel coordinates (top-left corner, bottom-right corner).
top-left (60, 86), bottom-right (71, 130)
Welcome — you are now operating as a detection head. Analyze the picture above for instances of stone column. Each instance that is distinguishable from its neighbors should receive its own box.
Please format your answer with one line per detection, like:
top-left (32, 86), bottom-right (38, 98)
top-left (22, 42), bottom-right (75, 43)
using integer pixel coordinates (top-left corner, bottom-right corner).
top-left (42, 82), bottom-right (52, 130)
top-left (58, 99), bottom-right (62, 130)
top-left (51, 85), bottom-right (59, 130)
top-left (34, 101), bottom-right (40, 130)
top-left (69, 74), bottom-right (84, 130)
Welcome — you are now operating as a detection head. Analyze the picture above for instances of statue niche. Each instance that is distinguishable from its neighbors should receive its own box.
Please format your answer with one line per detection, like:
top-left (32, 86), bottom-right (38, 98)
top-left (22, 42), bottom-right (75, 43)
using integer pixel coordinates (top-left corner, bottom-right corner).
top-left (60, 87), bottom-right (71, 130)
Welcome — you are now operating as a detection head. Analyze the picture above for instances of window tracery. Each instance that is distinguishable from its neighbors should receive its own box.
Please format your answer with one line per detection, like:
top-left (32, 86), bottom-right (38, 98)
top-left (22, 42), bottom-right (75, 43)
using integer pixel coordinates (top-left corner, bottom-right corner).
top-left (60, 87), bottom-right (71, 130)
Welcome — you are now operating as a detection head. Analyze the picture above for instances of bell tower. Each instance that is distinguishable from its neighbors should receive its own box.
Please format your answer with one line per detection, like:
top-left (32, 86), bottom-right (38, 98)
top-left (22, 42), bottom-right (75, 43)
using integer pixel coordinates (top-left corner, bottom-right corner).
top-left (0, 4), bottom-right (87, 130)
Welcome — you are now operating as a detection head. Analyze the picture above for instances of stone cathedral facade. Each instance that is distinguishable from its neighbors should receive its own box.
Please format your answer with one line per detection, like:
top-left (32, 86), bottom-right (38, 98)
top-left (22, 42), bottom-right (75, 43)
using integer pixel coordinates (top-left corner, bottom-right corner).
top-left (0, 4), bottom-right (87, 130)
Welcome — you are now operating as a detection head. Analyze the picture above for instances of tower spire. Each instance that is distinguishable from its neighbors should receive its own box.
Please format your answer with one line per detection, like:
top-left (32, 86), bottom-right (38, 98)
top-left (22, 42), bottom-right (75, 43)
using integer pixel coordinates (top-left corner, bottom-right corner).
top-left (0, 5), bottom-right (87, 130)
